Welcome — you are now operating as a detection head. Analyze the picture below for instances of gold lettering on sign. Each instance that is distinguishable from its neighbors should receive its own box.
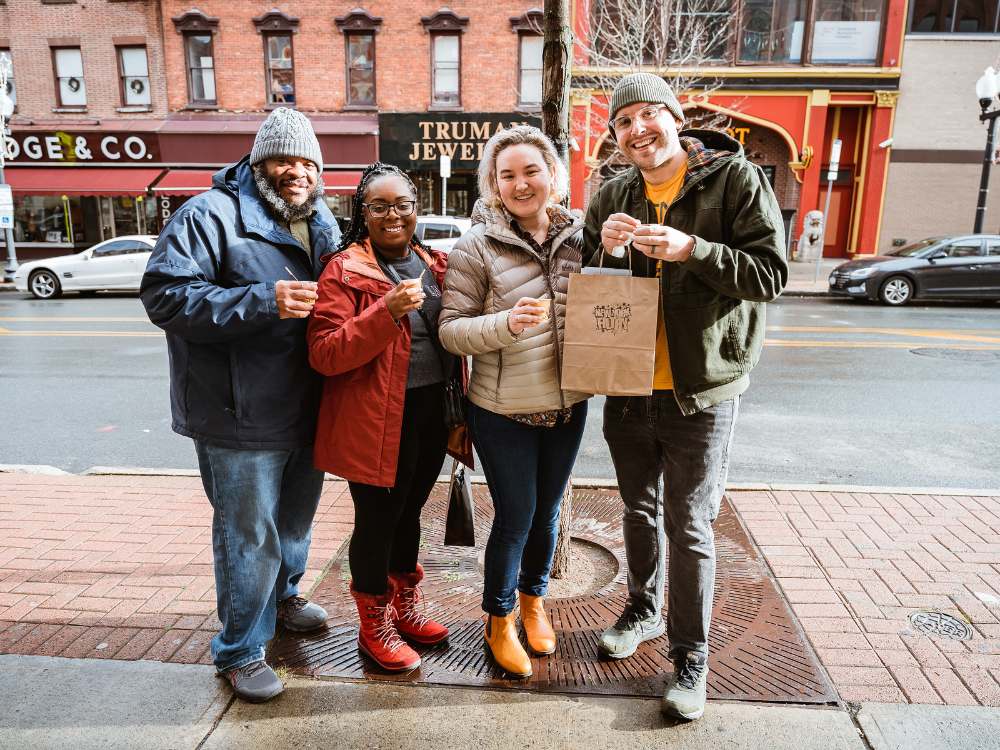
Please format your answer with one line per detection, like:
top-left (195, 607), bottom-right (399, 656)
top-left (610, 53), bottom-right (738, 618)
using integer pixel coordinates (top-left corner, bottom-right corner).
top-left (460, 142), bottom-right (474, 160)
top-left (435, 122), bottom-right (450, 140)
top-left (477, 142), bottom-right (485, 160)
top-left (437, 142), bottom-right (457, 158)
top-left (451, 122), bottom-right (467, 140)
top-left (470, 122), bottom-right (491, 140)
top-left (408, 143), bottom-right (421, 160)
top-left (725, 127), bottom-right (750, 145)
top-left (423, 142), bottom-right (437, 160)
top-left (419, 122), bottom-right (435, 139)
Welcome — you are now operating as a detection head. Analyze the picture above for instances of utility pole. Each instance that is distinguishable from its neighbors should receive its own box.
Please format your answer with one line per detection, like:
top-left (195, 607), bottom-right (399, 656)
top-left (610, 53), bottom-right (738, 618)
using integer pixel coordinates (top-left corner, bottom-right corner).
top-left (0, 57), bottom-right (17, 283)
top-left (544, 0), bottom-right (574, 578)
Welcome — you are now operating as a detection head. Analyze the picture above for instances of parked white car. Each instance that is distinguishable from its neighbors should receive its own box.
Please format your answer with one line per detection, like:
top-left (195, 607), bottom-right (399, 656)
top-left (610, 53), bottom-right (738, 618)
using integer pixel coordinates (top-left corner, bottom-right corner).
top-left (415, 216), bottom-right (472, 253)
top-left (12, 235), bottom-right (158, 300)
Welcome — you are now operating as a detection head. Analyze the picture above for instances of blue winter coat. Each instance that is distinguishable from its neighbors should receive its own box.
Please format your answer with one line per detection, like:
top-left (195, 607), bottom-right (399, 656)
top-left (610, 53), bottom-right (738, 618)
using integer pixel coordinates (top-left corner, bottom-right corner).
top-left (139, 155), bottom-right (342, 450)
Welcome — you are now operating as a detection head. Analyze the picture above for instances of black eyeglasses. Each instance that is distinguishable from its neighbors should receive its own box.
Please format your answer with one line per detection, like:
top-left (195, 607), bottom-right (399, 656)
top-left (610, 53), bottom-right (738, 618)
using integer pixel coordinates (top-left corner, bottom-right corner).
top-left (363, 200), bottom-right (417, 218)
top-left (610, 103), bottom-right (668, 134)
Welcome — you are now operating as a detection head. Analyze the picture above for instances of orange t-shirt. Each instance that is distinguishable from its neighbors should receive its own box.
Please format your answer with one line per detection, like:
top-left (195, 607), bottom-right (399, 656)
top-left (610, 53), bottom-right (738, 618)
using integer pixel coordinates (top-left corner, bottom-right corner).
top-left (644, 167), bottom-right (685, 390)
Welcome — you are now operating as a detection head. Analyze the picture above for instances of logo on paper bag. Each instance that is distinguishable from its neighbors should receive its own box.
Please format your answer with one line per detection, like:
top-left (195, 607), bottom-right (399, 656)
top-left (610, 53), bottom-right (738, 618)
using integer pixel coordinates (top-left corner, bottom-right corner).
top-left (593, 304), bottom-right (631, 335)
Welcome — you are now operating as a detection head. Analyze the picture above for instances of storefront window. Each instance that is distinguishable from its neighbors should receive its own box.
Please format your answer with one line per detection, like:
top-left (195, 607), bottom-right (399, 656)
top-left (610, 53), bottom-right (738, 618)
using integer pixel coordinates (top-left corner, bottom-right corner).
top-left (811, 0), bottom-right (882, 62)
top-left (12, 195), bottom-right (83, 244)
top-left (740, 0), bottom-right (806, 62)
top-left (118, 47), bottom-right (151, 107)
top-left (324, 194), bottom-right (353, 222)
top-left (1, 50), bottom-right (15, 105)
top-left (266, 35), bottom-right (295, 104)
top-left (185, 34), bottom-right (216, 105)
top-left (909, 0), bottom-right (1000, 32)
top-left (99, 196), bottom-right (156, 238)
top-left (413, 173), bottom-right (437, 215)
top-left (347, 34), bottom-right (375, 105)
top-left (53, 47), bottom-right (87, 108)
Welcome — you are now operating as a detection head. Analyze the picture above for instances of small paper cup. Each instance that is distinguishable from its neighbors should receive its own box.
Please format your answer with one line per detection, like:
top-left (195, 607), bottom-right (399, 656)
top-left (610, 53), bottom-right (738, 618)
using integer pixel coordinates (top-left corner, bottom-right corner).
top-left (537, 299), bottom-right (551, 320)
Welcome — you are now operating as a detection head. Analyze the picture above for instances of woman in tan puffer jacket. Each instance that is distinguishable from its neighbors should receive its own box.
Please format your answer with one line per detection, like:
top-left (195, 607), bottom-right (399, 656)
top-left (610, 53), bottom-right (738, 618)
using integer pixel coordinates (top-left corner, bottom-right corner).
top-left (440, 125), bottom-right (590, 678)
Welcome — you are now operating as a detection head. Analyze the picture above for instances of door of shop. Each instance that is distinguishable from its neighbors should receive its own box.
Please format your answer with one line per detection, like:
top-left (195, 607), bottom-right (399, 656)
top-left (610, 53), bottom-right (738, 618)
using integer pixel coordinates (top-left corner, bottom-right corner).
top-left (821, 183), bottom-right (854, 258)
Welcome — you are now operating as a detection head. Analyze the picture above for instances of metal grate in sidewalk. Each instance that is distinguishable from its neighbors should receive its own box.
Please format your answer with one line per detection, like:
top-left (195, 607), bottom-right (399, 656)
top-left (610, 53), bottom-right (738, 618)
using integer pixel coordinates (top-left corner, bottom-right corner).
top-left (268, 488), bottom-right (837, 704)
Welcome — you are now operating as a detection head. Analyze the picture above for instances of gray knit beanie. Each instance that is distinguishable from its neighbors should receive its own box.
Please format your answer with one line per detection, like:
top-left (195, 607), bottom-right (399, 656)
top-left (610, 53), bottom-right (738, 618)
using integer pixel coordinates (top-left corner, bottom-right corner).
top-left (250, 107), bottom-right (324, 172)
top-left (608, 73), bottom-right (685, 137)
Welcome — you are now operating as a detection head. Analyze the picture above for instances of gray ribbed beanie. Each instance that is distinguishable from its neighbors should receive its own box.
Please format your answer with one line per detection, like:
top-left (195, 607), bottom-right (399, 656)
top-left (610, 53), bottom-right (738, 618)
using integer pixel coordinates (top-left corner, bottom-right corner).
top-left (609, 73), bottom-right (685, 137)
top-left (250, 107), bottom-right (324, 172)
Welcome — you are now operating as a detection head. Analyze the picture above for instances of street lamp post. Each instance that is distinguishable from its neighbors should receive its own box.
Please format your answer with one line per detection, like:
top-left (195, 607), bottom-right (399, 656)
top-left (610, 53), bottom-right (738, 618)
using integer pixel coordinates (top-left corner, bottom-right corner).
top-left (974, 67), bottom-right (1000, 234)
top-left (0, 66), bottom-right (16, 283)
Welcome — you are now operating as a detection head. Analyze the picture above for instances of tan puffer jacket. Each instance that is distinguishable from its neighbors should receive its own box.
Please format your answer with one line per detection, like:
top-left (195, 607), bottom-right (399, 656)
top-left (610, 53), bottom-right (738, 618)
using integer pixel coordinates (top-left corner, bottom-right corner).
top-left (439, 200), bottom-right (590, 414)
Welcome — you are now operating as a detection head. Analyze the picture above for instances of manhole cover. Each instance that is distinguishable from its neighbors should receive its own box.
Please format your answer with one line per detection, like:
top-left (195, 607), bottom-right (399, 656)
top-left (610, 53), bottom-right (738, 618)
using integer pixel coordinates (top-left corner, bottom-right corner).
top-left (908, 611), bottom-right (974, 640)
top-left (910, 348), bottom-right (1000, 361)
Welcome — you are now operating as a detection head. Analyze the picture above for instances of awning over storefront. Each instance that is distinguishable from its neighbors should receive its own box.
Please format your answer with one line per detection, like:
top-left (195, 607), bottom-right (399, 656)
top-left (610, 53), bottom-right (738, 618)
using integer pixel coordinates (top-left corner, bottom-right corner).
top-left (5, 167), bottom-right (165, 197)
top-left (324, 171), bottom-right (363, 195)
top-left (152, 169), bottom-right (215, 196)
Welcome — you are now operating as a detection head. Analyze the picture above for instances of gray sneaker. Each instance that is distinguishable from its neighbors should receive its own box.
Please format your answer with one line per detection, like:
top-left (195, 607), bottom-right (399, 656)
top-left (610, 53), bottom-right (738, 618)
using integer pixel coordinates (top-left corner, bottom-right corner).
top-left (220, 660), bottom-right (284, 703)
top-left (277, 595), bottom-right (328, 632)
top-left (597, 602), bottom-right (665, 660)
top-left (661, 652), bottom-right (708, 720)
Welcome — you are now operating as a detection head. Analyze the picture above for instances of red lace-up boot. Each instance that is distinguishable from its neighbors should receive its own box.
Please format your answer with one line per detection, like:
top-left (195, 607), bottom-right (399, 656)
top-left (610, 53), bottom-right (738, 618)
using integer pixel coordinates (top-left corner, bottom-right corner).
top-left (389, 563), bottom-right (450, 644)
top-left (349, 580), bottom-right (421, 672)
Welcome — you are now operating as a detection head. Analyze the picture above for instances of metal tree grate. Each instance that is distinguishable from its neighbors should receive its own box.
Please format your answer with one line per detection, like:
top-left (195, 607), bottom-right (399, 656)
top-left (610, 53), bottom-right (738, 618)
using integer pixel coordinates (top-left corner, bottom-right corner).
top-left (268, 488), bottom-right (837, 704)
top-left (908, 611), bottom-right (974, 640)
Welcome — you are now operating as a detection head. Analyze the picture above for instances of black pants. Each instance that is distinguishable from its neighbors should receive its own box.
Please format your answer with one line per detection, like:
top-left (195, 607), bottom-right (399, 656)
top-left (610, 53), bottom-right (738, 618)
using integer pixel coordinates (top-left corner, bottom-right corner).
top-left (348, 382), bottom-right (448, 595)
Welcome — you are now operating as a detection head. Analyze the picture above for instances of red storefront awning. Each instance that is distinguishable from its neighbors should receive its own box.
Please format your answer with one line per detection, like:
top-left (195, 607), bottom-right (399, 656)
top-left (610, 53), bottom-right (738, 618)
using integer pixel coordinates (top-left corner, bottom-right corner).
top-left (324, 171), bottom-right (362, 195)
top-left (152, 169), bottom-right (215, 196)
top-left (5, 167), bottom-right (165, 197)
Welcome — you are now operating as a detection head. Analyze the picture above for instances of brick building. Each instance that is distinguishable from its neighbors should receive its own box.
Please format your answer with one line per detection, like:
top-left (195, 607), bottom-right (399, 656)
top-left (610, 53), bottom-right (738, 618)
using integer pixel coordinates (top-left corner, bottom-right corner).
top-left (2, 0), bottom-right (540, 259)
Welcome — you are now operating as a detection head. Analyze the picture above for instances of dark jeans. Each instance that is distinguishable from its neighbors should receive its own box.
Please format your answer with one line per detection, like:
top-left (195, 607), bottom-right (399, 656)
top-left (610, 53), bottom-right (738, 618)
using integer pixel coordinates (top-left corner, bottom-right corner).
top-left (348, 382), bottom-right (448, 595)
top-left (195, 442), bottom-right (325, 672)
top-left (469, 400), bottom-right (589, 617)
top-left (603, 391), bottom-right (739, 661)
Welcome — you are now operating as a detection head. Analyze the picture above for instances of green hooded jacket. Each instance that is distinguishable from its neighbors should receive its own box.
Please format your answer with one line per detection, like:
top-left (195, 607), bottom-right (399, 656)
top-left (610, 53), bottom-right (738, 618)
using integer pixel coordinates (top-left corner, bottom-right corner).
top-left (583, 129), bottom-right (788, 415)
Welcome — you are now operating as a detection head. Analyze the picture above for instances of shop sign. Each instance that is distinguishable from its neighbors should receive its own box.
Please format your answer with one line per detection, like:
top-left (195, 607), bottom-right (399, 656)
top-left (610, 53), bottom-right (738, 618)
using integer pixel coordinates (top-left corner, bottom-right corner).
top-left (380, 113), bottom-right (542, 171)
top-left (2, 131), bottom-right (162, 164)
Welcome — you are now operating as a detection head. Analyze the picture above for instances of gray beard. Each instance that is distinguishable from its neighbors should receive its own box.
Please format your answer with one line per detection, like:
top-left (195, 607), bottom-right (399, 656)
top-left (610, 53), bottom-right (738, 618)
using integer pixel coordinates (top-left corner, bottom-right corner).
top-left (255, 168), bottom-right (325, 221)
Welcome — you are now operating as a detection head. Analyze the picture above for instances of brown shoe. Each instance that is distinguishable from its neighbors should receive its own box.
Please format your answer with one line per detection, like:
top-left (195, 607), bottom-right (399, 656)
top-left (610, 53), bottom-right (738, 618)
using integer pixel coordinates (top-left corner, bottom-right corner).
top-left (484, 613), bottom-right (532, 678)
top-left (519, 592), bottom-right (556, 655)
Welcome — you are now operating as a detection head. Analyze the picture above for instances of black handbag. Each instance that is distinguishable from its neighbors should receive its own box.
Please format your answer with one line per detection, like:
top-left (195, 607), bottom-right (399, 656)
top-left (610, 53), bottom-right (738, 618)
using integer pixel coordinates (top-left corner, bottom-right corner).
top-left (444, 458), bottom-right (475, 546)
top-left (374, 249), bottom-right (467, 428)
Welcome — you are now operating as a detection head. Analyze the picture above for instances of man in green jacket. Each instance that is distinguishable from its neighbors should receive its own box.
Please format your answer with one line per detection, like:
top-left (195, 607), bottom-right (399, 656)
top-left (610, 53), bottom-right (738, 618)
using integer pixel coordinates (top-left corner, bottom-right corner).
top-left (584, 73), bottom-right (787, 721)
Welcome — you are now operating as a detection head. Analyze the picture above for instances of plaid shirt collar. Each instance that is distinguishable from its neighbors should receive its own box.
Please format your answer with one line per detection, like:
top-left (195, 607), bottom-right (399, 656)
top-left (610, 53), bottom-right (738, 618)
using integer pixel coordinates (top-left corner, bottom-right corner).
top-left (678, 136), bottom-right (732, 187)
top-left (507, 204), bottom-right (574, 254)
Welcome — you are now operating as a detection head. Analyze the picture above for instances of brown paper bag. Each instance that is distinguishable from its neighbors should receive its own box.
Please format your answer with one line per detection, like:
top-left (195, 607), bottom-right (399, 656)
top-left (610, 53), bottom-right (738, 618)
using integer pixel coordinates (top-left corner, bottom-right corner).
top-left (560, 268), bottom-right (659, 396)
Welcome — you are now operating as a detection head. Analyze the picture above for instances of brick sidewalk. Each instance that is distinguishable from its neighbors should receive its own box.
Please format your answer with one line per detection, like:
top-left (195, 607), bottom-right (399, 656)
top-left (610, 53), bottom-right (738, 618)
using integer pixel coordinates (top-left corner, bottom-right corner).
top-left (0, 474), bottom-right (352, 665)
top-left (2, 474), bottom-right (998, 708)
top-left (728, 489), bottom-right (1000, 707)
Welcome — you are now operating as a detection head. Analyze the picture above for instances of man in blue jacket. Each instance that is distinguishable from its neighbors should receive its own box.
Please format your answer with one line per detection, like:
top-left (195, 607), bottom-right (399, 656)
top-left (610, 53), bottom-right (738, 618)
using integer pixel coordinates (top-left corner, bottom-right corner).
top-left (140, 108), bottom-right (342, 702)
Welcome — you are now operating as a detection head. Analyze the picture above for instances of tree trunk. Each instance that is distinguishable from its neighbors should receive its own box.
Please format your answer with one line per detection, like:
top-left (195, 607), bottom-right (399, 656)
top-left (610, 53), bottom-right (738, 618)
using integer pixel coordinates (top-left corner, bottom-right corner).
top-left (544, 0), bottom-right (575, 578)
top-left (550, 477), bottom-right (573, 579)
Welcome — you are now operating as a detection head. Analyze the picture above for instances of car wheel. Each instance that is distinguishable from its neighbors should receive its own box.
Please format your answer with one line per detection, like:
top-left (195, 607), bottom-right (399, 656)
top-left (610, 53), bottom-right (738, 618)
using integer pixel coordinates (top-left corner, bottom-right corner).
top-left (879, 276), bottom-right (913, 306)
top-left (28, 269), bottom-right (62, 300)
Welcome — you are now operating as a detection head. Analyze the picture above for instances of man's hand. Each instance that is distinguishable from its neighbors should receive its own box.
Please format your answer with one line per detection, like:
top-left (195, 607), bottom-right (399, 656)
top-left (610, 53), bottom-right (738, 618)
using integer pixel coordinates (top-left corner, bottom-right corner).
top-left (508, 297), bottom-right (546, 335)
top-left (632, 224), bottom-right (696, 263)
top-left (601, 213), bottom-right (641, 253)
top-left (384, 280), bottom-right (425, 320)
top-left (276, 280), bottom-right (318, 319)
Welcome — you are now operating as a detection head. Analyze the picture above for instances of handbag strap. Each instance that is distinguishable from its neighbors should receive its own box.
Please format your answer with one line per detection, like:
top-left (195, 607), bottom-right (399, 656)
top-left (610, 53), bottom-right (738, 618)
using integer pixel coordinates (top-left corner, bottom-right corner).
top-left (373, 248), bottom-right (456, 382)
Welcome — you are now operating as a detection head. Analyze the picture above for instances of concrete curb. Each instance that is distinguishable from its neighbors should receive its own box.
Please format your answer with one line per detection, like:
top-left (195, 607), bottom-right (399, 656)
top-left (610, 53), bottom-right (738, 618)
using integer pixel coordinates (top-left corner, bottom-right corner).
top-left (5, 465), bottom-right (998, 496)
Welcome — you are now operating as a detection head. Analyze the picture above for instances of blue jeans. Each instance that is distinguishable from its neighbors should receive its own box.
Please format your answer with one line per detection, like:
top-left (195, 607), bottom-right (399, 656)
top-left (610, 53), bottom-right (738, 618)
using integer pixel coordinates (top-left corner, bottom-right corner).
top-left (602, 392), bottom-right (739, 661)
top-left (468, 400), bottom-right (588, 617)
top-left (195, 442), bottom-right (325, 672)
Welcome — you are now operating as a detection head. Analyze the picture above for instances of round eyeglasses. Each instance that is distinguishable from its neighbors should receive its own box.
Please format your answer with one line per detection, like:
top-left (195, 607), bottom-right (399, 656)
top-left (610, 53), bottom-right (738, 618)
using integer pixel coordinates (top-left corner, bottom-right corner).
top-left (363, 200), bottom-right (417, 218)
top-left (610, 103), bottom-right (668, 134)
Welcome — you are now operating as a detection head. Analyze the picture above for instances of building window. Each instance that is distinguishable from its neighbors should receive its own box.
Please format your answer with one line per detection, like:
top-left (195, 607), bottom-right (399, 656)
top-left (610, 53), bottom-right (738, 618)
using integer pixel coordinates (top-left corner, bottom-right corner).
top-left (811, 0), bottom-right (882, 63)
top-left (432, 34), bottom-right (460, 106)
top-left (347, 34), bottom-right (375, 105)
top-left (0, 50), bottom-right (14, 106)
top-left (265, 34), bottom-right (295, 104)
top-left (184, 34), bottom-right (216, 105)
top-left (739, 0), bottom-right (806, 62)
top-left (117, 46), bottom-right (150, 107)
top-left (518, 34), bottom-right (543, 105)
top-left (909, 0), bottom-right (1000, 32)
top-left (53, 47), bottom-right (86, 108)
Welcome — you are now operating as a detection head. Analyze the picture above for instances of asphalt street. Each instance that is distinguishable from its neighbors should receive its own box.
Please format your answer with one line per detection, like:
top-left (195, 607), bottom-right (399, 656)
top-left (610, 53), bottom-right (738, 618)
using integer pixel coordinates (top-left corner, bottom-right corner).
top-left (1, 291), bottom-right (998, 487)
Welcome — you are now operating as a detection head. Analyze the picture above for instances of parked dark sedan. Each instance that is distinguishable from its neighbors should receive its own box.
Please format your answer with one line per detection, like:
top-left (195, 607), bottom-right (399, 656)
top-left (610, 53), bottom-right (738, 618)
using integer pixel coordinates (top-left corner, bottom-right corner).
top-left (829, 235), bottom-right (1000, 305)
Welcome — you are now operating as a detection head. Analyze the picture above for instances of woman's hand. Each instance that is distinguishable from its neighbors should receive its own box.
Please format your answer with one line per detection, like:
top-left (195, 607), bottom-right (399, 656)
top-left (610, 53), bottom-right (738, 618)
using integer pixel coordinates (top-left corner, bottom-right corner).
top-left (384, 280), bottom-right (425, 320)
top-left (507, 297), bottom-right (546, 335)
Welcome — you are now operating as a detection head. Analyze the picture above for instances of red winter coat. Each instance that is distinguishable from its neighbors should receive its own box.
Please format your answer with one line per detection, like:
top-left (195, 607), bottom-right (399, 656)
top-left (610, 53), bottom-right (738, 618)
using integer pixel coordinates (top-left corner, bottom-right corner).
top-left (307, 239), bottom-right (473, 487)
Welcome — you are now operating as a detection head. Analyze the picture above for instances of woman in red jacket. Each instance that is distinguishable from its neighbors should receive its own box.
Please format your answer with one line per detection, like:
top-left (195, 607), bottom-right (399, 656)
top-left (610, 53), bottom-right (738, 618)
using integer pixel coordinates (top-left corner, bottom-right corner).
top-left (307, 162), bottom-right (472, 672)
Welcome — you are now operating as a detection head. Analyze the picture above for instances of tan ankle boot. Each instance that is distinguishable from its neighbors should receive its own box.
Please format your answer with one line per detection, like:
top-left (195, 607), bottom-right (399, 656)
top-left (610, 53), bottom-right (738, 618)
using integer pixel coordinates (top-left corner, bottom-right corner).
top-left (484, 613), bottom-right (532, 678)
top-left (519, 592), bottom-right (556, 655)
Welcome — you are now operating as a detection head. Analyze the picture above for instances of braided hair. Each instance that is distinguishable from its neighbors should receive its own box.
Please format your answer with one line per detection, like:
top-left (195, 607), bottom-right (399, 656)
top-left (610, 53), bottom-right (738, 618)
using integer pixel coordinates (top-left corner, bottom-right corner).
top-left (337, 161), bottom-right (432, 254)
